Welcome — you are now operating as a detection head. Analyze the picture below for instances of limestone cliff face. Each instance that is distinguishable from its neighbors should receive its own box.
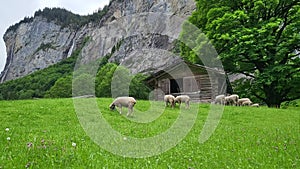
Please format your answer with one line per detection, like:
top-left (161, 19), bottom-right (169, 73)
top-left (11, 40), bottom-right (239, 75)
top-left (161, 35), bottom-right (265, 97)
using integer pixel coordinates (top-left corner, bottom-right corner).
top-left (0, 0), bottom-right (195, 82)
top-left (0, 16), bottom-right (77, 82)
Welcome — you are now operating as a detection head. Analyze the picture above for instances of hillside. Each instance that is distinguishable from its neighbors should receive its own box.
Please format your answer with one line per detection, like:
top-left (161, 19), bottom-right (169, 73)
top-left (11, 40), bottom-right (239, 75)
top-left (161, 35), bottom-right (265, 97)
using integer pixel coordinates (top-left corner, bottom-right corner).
top-left (0, 98), bottom-right (299, 168)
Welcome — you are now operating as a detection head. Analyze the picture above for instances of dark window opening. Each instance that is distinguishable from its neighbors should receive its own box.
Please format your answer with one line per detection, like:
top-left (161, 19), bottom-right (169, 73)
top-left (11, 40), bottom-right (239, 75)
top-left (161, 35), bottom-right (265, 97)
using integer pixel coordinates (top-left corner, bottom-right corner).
top-left (170, 78), bottom-right (182, 93)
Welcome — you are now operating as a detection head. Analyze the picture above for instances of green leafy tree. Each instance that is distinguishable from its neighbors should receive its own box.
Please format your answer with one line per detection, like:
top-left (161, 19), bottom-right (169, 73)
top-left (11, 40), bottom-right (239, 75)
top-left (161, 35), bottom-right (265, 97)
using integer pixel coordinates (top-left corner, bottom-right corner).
top-left (184, 0), bottom-right (300, 107)
top-left (95, 63), bottom-right (151, 99)
top-left (95, 63), bottom-right (118, 97)
top-left (18, 90), bottom-right (35, 100)
top-left (130, 73), bottom-right (151, 100)
top-left (72, 73), bottom-right (95, 96)
top-left (45, 75), bottom-right (72, 98)
top-left (111, 66), bottom-right (132, 97)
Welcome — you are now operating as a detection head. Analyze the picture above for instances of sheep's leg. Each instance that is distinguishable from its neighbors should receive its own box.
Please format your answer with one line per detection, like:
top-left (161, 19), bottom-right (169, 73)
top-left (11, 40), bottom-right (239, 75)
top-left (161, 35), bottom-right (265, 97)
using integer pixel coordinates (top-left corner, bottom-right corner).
top-left (127, 103), bottom-right (133, 117)
top-left (126, 108), bottom-right (132, 117)
top-left (177, 101), bottom-right (182, 108)
top-left (126, 105), bottom-right (131, 117)
top-left (170, 99), bottom-right (175, 109)
top-left (119, 105), bottom-right (122, 114)
top-left (126, 110), bottom-right (130, 117)
top-left (186, 101), bottom-right (190, 109)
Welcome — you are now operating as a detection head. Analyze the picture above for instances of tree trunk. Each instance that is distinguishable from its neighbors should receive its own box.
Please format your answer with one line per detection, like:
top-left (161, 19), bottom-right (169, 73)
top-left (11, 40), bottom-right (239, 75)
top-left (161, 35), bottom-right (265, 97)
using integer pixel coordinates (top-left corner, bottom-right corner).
top-left (264, 85), bottom-right (282, 108)
top-left (266, 97), bottom-right (281, 108)
top-left (267, 103), bottom-right (281, 108)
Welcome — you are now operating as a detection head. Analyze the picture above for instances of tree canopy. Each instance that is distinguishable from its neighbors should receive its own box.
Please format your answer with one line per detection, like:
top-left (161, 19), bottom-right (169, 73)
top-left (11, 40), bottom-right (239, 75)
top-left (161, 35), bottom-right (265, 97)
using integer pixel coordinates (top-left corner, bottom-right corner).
top-left (184, 0), bottom-right (300, 107)
top-left (95, 63), bottom-right (150, 99)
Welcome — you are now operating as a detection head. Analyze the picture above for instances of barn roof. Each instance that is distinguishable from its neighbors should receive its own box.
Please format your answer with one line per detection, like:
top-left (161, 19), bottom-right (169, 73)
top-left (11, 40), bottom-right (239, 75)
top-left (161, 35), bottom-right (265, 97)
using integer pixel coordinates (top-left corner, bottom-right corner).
top-left (146, 58), bottom-right (225, 82)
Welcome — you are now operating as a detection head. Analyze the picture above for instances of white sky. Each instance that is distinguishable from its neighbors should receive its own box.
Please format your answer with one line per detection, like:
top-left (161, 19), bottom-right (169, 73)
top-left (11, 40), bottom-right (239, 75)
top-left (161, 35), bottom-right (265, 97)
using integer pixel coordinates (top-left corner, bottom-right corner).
top-left (0, 0), bottom-right (110, 72)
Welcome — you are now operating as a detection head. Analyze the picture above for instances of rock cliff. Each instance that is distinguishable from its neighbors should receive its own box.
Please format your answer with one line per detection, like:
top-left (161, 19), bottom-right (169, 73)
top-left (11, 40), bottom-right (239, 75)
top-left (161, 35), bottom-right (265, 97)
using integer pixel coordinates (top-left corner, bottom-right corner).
top-left (0, 0), bottom-right (195, 83)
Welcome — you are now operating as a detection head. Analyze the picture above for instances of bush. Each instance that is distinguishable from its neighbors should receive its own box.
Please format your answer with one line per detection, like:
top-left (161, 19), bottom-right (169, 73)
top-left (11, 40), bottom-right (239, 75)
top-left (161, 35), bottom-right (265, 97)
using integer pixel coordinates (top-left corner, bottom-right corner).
top-left (95, 63), bottom-right (150, 99)
top-left (95, 63), bottom-right (118, 97)
top-left (45, 76), bottom-right (72, 98)
top-left (72, 73), bottom-right (95, 97)
top-left (281, 100), bottom-right (299, 109)
top-left (111, 66), bottom-right (131, 97)
top-left (130, 74), bottom-right (151, 100)
top-left (19, 90), bottom-right (35, 100)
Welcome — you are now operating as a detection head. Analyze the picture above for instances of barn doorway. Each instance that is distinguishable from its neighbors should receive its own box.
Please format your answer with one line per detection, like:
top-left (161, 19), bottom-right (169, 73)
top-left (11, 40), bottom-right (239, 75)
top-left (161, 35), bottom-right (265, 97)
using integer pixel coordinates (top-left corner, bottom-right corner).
top-left (170, 78), bottom-right (183, 93)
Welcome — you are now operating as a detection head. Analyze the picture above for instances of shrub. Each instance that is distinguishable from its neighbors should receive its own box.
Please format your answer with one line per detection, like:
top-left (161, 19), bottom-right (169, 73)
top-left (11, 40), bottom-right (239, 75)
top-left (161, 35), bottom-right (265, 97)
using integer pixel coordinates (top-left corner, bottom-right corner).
top-left (45, 75), bottom-right (72, 98)
top-left (95, 63), bottom-right (118, 97)
top-left (72, 73), bottom-right (95, 97)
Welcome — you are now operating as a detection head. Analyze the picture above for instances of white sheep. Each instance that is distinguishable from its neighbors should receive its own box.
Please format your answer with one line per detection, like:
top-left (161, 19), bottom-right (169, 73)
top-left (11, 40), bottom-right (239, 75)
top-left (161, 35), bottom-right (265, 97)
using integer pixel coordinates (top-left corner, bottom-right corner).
top-left (109, 97), bottom-right (136, 116)
top-left (225, 94), bottom-right (239, 106)
top-left (251, 103), bottom-right (259, 107)
top-left (164, 94), bottom-right (175, 108)
top-left (175, 95), bottom-right (191, 109)
top-left (237, 98), bottom-right (251, 106)
top-left (215, 94), bottom-right (225, 105)
top-left (242, 100), bottom-right (253, 106)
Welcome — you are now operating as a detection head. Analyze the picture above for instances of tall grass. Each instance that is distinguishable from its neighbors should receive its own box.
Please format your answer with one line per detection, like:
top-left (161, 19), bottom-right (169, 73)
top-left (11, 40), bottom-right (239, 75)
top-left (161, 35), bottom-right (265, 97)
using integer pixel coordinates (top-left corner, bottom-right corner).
top-left (0, 98), bottom-right (299, 168)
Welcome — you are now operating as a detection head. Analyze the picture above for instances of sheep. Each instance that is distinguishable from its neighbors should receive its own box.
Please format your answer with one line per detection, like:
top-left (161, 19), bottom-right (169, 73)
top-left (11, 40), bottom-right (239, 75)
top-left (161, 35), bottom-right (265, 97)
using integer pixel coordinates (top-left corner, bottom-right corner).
top-left (251, 103), bottom-right (259, 107)
top-left (225, 94), bottom-right (239, 106)
top-left (164, 94), bottom-right (175, 108)
top-left (237, 98), bottom-right (251, 106)
top-left (215, 94), bottom-right (225, 105)
top-left (174, 95), bottom-right (191, 109)
top-left (109, 97), bottom-right (136, 116)
top-left (242, 100), bottom-right (253, 106)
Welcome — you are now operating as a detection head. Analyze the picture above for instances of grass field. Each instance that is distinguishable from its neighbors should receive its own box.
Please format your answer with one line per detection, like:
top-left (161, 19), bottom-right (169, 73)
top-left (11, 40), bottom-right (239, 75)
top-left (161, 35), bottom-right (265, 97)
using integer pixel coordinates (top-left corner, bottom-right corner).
top-left (0, 98), bottom-right (299, 168)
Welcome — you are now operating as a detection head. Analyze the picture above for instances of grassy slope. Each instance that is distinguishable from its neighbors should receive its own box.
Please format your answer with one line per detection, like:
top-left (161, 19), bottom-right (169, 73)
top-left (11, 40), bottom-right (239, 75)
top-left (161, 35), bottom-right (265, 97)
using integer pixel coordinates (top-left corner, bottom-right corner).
top-left (0, 98), bottom-right (299, 168)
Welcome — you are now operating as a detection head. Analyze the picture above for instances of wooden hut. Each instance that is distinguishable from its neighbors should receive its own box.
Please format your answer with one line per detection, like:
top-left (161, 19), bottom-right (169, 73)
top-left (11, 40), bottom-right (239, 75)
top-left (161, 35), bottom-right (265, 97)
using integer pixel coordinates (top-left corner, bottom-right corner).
top-left (146, 60), bottom-right (226, 102)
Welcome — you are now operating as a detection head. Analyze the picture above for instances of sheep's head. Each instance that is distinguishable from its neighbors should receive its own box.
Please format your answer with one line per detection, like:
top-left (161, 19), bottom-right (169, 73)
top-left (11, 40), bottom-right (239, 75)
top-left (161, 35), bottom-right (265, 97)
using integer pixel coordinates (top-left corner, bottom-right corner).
top-left (170, 99), bottom-right (175, 107)
top-left (174, 98), bottom-right (178, 103)
top-left (109, 103), bottom-right (116, 110)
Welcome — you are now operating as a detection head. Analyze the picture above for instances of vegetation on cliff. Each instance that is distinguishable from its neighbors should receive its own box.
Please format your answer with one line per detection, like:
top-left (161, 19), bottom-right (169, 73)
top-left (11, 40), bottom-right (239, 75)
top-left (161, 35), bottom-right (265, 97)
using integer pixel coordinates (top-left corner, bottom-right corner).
top-left (6, 2), bottom-right (111, 33)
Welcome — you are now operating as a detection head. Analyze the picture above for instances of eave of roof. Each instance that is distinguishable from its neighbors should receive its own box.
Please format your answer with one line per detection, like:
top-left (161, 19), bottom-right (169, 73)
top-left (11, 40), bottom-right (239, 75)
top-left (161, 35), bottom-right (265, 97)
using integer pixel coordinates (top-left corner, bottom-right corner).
top-left (146, 58), bottom-right (225, 82)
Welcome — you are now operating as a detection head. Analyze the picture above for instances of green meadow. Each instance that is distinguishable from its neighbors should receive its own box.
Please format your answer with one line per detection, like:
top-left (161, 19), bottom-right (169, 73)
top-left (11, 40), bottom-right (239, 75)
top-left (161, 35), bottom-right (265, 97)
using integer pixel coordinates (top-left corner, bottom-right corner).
top-left (0, 98), bottom-right (299, 168)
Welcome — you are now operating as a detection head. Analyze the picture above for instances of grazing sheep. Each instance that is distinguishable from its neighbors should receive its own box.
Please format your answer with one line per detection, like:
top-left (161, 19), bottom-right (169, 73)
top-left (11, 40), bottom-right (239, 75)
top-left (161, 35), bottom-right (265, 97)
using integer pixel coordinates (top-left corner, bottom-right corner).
top-left (251, 103), bottom-right (259, 107)
top-left (237, 98), bottom-right (251, 106)
top-left (215, 94), bottom-right (225, 105)
top-left (109, 97), bottom-right (136, 116)
top-left (164, 94), bottom-right (175, 108)
top-left (242, 100), bottom-right (253, 106)
top-left (225, 94), bottom-right (239, 106)
top-left (175, 95), bottom-right (191, 109)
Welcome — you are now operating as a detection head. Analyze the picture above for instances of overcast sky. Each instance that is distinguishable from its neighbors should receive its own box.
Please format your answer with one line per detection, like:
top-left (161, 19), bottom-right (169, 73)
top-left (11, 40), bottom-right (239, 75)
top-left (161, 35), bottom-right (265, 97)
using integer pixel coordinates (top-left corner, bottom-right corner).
top-left (0, 0), bottom-right (110, 72)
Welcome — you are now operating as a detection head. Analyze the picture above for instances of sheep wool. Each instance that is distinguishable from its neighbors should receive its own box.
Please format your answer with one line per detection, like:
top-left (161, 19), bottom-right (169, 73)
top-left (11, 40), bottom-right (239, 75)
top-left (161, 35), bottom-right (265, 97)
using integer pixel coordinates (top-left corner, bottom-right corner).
top-left (175, 95), bottom-right (191, 109)
top-left (109, 97), bottom-right (136, 116)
